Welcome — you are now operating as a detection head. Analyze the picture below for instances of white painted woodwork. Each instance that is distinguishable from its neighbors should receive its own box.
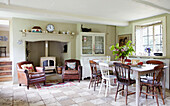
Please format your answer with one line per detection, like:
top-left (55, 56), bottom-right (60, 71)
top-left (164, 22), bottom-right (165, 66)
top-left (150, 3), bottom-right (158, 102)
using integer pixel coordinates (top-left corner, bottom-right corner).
top-left (80, 32), bottom-right (105, 56)
top-left (45, 41), bottom-right (48, 57)
top-left (81, 56), bottom-right (107, 79)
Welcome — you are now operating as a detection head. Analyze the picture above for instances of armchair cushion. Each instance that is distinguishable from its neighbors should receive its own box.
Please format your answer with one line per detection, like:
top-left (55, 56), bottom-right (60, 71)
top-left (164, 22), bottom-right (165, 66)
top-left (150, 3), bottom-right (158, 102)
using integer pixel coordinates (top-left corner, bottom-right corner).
top-left (21, 64), bottom-right (35, 72)
top-left (29, 72), bottom-right (45, 79)
top-left (64, 70), bottom-right (79, 75)
top-left (67, 62), bottom-right (76, 70)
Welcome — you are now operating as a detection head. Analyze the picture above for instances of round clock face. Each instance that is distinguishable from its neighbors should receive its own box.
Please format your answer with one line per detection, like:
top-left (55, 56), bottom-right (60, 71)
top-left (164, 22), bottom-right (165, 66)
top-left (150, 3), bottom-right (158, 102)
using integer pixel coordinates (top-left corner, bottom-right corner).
top-left (46, 24), bottom-right (55, 32)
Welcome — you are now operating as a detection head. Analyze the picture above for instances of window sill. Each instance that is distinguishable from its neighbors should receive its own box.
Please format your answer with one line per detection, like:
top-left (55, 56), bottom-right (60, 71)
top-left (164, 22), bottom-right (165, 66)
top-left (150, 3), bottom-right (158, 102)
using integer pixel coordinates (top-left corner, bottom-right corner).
top-left (129, 55), bottom-right (166, 59)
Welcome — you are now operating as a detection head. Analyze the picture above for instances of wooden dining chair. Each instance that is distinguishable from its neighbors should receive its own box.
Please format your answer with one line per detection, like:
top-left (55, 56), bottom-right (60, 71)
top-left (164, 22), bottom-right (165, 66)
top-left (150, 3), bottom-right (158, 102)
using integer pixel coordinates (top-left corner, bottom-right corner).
top-left (114, 62), bottom-right (136, 105)
top-left (89, 60), bottom-right (102, 91)
top-left (140, 64), bottom-right (165, 106)
top-left (140, 60), bottom-right (164, 99)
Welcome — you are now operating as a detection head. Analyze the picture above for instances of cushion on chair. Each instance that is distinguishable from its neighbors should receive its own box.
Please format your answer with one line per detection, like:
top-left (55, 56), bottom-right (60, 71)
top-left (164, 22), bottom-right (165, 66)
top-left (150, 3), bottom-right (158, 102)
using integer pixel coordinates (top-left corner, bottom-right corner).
top-left (64, 70), bottom-right (79, 75)
top-left (29, 73), bottom-right (45, 79)
top-left (21, 64), bottom-right (35, 72)
top-left (67, 62), bottom-right (76, 70)
top-left (141, 79), bottom-right (161, 86)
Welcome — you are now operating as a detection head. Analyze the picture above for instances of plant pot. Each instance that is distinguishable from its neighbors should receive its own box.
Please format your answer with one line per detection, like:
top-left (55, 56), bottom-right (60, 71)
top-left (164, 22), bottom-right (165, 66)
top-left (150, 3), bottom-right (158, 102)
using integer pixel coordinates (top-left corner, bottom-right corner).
top-left (57, 66), bottom-right (62, 74)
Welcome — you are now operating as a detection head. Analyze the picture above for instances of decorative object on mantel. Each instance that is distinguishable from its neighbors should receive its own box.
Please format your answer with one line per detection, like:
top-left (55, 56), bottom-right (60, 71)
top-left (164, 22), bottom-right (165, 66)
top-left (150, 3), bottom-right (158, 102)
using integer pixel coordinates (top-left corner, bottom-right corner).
top-left (58, 30), bottom-right (75, 35)
top-left (145, 47), bottom-right (151, 56)
top-left (46, 24), bottom-right (55, 33)
top-left (110, 40), bottom-right (135, 63)
top-left (71, 32), bottom-right (75, 35)
top-left (31, 26), bottom-right (42, 33)
top-left (81, 24), bottom-right (91, 32)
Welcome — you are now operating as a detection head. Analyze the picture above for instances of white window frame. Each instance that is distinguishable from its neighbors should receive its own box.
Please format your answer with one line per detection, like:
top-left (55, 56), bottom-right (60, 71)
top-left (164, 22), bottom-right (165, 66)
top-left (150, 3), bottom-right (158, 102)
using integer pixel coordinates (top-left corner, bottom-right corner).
top-left (132, 16), bottom-right (166, 56)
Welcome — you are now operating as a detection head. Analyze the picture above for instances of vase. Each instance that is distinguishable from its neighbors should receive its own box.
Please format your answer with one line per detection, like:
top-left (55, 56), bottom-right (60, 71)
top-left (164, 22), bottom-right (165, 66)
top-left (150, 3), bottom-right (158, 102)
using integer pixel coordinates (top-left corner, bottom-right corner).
top-left (120, 56), bottom-right (125, 64)
top-left (148, 52), bottom-right (150, 56)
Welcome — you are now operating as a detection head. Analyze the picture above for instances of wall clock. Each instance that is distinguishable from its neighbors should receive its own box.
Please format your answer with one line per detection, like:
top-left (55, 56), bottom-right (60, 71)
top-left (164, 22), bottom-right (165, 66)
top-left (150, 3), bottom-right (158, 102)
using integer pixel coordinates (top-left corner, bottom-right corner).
top-left (46, 24), bottom-right (55, 33)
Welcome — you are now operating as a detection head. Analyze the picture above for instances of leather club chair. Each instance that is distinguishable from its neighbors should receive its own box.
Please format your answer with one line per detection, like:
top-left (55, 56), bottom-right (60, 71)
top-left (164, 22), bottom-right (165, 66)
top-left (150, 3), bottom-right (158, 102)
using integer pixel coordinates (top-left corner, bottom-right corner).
top-left (17, 61), bottom-right (46, 89)
top-left (62, 59), bottom-right (82, 82)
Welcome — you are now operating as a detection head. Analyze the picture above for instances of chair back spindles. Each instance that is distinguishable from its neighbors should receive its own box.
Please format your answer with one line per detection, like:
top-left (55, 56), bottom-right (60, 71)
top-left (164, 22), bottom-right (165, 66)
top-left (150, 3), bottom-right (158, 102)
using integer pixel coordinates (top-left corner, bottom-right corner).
top-left (89, 60), bottom-right (98, 76)
top-left (114, 63), bottom-right (131, 84)
top-left (153, 64), bottom-right (164, 84)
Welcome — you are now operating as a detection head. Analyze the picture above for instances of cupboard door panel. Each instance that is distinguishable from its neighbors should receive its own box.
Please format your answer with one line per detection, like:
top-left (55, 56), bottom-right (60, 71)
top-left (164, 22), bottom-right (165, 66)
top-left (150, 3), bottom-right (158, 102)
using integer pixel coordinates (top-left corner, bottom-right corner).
top-left (94, 36), bottom-right (104, 55)
top-left (82, 36), bottom-right (93, 55)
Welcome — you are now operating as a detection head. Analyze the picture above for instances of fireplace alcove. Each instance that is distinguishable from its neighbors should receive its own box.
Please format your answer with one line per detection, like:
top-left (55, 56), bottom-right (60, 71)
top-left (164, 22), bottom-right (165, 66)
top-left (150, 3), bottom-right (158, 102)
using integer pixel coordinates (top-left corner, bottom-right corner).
top-left (26, 41), bottom-right (69, 71)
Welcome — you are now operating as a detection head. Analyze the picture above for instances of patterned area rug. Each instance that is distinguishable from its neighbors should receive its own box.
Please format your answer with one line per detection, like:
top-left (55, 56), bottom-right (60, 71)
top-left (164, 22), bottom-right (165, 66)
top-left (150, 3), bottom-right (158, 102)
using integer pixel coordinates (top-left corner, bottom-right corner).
top-left (35, 81), bottom-right (76, 90)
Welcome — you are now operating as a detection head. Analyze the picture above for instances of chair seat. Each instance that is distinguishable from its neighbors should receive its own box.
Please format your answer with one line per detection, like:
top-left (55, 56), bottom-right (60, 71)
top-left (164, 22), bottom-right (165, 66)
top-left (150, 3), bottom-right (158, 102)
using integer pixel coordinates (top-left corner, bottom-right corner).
top-left (140, 76), bottom-right (153, 80)
top-left (141, 79), bottom-right (161, 86)
top-left (64, 70), bottom-right (79, 75)
top-left (103, 75), bottom-right (116, 80)
top-left (118, 79), bottom-right (136, 86)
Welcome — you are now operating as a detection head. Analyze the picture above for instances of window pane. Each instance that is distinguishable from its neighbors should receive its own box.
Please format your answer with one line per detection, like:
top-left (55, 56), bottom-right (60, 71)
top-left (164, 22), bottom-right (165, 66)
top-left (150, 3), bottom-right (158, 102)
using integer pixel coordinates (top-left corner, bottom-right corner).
top-left (142, 27), bottom-right (147, 36)
top-left (155, 44), bottom-right (162, 52)
top-left (155, 35), bottom-right (162, 44)
top-left (148, 26), bottom-right (153, 35)
top-left (143, 37), bottom-right (148, 45)
top-left (154, 25), bottom-right (161, 35)
top-left (149, 35), bottom-right (153, 45)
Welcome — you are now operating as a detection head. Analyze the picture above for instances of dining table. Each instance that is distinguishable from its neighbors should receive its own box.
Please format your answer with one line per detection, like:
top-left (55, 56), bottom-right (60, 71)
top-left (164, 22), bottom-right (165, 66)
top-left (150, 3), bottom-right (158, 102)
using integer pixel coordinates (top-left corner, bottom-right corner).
top-left (95, 60), bottom-right (168, 106)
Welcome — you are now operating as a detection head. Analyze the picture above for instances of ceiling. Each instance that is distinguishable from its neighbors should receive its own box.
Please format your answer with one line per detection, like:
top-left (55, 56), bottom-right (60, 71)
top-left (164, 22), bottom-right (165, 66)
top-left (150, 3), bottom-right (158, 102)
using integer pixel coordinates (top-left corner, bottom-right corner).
top-left (0, 0), bottom-right (169, 26)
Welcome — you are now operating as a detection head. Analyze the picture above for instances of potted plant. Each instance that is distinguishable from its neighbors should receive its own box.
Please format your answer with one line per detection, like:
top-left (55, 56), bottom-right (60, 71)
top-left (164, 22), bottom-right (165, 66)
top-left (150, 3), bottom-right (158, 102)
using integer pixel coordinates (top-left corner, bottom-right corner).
top-left (110, 40), bottom-right (135, 63)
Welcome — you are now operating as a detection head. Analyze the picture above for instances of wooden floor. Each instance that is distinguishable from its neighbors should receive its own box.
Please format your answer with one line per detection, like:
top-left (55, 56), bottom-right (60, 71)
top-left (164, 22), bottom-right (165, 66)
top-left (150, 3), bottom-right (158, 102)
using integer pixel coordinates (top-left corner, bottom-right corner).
top-left (0, 57), bottom-right (12, 82)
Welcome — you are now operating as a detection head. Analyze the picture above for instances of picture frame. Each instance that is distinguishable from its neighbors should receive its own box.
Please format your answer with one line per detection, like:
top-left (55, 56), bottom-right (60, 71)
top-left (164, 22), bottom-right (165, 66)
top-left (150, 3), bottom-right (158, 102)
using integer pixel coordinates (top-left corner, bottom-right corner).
top-left (0, 36), bottom-right (8, 41)
top-left (118, 34), bottom-right (132, 46)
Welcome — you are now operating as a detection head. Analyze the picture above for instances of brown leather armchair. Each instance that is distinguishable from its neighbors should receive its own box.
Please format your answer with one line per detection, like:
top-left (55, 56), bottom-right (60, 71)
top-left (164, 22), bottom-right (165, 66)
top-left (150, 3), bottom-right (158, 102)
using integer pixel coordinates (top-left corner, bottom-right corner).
top-left (17, 61), bottom-right (46, 89)
top-left (62, 59), bottom-right (82, 82)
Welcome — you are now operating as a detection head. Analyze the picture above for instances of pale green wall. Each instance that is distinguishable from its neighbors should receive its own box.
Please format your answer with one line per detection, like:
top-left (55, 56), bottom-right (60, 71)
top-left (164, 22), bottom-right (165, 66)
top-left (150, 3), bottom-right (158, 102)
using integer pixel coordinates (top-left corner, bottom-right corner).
top-left (11, 18), bottom-right (77, 83)
top-left (116, 14), bottom-right (170, 58)
top-left (11, 18), bottom-right (116, 83)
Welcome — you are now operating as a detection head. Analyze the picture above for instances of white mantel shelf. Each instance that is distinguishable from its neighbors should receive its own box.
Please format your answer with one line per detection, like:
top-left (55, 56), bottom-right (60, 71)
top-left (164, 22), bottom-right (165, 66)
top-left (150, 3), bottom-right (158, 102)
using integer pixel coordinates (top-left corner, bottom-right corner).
top-left (21, 32), bottom-right (74, 42)
top-left (21, 32), bottom-right (74, 37)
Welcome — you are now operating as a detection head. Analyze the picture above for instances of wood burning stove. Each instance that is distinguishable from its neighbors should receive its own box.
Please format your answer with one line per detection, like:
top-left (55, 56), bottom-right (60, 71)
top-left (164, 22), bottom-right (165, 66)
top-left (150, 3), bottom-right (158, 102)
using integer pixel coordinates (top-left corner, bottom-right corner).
top-left (40, 57), bottom-right (56, 73)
